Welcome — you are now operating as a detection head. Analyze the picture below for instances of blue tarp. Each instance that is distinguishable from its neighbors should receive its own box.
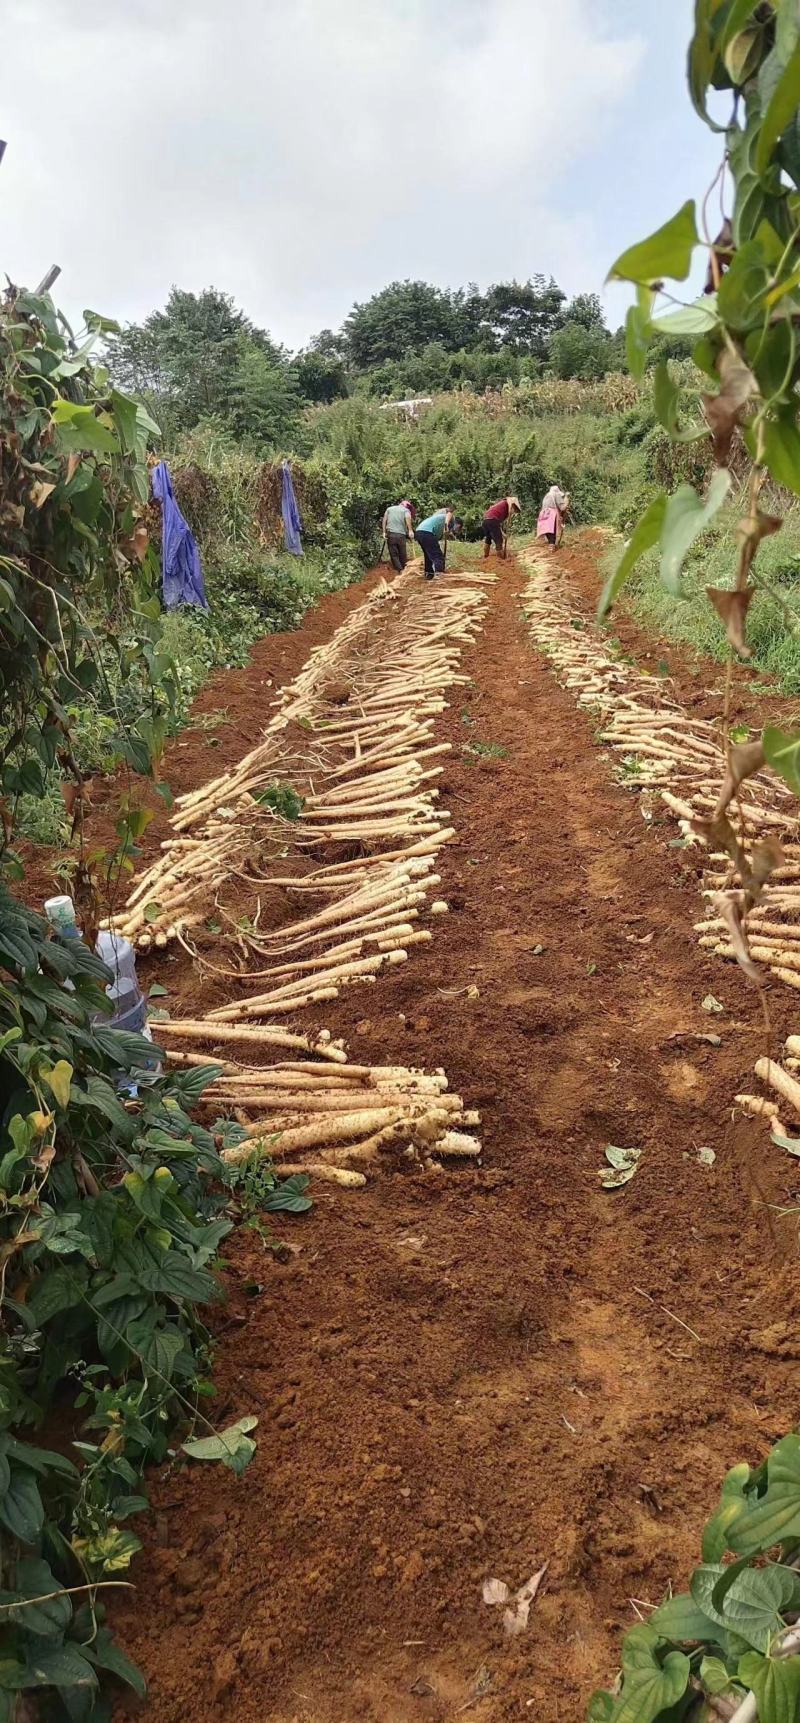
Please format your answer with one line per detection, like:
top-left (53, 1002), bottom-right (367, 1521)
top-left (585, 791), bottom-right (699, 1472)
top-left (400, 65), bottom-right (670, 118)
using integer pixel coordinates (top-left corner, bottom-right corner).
top-left (152, 461), bottom-right (208, 610)
top-left (281, 460), bottom-right (303, 557)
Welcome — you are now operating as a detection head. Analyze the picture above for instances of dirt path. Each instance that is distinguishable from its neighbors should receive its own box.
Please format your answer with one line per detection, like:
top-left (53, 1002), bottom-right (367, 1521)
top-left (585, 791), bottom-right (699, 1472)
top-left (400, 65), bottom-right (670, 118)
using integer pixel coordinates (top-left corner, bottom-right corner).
top-left (117, 541), bottom-right (800, 1722)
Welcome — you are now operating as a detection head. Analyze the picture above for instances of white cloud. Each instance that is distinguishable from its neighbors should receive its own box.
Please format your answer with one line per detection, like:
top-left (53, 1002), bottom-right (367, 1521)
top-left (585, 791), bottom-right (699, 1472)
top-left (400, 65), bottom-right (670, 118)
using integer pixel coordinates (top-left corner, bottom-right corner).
top-left (1, 0), bottom-right (643, 345)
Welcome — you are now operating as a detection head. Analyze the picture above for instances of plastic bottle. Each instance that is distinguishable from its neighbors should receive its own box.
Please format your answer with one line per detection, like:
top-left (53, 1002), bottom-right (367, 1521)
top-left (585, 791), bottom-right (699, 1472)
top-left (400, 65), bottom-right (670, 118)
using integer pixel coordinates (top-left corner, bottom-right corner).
top-left (94, 930), bottom-right (149, 1039)
top-left (44, 896), bottom-right (160, 1086)
top-left (43, 895), bottom-right (83, 942)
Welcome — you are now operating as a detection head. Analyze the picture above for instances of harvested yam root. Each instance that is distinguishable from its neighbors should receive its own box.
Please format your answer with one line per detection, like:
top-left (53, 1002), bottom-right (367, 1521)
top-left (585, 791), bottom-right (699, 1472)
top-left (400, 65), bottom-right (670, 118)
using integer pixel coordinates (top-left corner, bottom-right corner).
top-left (106, 567), bottom-right (492, 1023)
top-left (167, 1043), bottom-right (484, 1184)
top-left (110, 570), bottom-right (489, 1192)
top-left (522, 545), bottom-right (799, 998)
top-left (732, 1047), bottom-right (800, 1139)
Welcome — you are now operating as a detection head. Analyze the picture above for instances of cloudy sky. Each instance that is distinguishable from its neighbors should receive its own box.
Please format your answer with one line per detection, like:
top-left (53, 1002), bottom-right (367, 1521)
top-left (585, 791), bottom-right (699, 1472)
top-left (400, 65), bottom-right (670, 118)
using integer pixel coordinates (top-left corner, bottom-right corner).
top-left (2, 0), bottom-right (720, 350)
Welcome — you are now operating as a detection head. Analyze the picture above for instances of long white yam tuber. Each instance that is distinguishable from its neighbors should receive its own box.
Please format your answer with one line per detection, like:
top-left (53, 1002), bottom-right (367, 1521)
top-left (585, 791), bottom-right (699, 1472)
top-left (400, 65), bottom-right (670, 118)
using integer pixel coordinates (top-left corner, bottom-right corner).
top-left (245, 1107), bottom-right (406, 1149)
top-left (754, 1058), bottom-right (800, 1119)
top-left (220, 1142), bottom-right (367, 1187)
top-left (154, 1021), bottom-right (346, 1060)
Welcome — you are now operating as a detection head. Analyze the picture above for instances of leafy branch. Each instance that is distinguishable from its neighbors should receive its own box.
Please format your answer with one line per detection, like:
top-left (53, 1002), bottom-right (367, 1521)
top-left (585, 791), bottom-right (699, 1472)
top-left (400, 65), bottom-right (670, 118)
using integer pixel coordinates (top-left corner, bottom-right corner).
top-left (591, 5), bottom-right (800, 1720)
top-left (0, 284), bottom-right (308, 1721)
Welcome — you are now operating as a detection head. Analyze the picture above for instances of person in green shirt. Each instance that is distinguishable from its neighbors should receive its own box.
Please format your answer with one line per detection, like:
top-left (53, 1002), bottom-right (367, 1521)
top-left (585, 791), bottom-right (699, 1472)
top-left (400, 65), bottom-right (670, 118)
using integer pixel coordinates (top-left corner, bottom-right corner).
top-left (415, 507), bottom-right (462, 579)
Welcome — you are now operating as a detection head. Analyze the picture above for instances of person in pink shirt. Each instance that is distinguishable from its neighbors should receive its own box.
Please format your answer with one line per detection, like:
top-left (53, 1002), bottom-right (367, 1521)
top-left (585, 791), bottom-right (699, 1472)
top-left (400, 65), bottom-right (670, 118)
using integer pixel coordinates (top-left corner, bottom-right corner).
top-left (537, 483), bottom-right (570, 550)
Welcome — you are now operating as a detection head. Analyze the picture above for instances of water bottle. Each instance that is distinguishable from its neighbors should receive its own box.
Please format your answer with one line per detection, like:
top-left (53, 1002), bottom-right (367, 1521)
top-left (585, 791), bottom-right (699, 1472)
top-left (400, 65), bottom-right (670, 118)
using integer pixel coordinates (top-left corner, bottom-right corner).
top-left (44, 897), bottom-right (160, 1088)
top-left (43, 895), bottom-right (83, 943)
top-left (94, 930), bottom-right (149, 1038)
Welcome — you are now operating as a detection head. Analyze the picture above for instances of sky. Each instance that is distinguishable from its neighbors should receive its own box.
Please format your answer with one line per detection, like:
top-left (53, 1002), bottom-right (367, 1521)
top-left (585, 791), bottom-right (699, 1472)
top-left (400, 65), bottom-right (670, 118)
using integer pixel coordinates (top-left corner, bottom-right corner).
top-left (2, 0), bottom-right (722, 350)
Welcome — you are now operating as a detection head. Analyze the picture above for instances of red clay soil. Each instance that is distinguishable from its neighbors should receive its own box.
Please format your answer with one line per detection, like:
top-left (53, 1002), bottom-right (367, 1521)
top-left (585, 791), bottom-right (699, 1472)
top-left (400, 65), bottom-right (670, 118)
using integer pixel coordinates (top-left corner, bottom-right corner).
top-left (111, 538), bottom-right (800, 1722)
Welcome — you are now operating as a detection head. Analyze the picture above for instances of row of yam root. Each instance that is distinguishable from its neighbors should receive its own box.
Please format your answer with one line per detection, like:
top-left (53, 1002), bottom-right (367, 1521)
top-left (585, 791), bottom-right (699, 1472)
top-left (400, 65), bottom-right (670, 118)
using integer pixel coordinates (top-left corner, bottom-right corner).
top-left (104, 567), bottom-right (495, 1182)
top-left (521, 549), bottom-right (800, 993)
top-left (102, 571), bottom-right (492, 1028)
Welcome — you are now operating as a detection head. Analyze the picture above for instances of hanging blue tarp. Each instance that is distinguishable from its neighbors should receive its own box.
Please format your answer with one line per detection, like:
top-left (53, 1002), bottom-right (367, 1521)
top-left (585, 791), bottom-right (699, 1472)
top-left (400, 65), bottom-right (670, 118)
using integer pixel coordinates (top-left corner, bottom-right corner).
top-left (281, 460), bottom-right (303, 557)
top-left (152, 461), bottom-right (208, 610)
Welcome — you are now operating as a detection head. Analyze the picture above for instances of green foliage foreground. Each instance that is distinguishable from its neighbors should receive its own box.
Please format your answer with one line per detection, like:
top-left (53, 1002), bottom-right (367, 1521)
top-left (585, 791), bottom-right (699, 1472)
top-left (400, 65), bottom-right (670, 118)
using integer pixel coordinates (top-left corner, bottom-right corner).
top-left (0, 286), bottom-right (307, 1718)
top-left (591, 2), bottom-right (800, 1719)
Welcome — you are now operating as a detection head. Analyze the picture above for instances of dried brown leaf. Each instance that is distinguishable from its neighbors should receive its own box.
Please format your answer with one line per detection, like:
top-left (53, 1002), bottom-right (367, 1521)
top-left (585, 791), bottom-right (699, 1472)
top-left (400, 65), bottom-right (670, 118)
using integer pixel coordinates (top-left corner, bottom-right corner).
top-left (130, 521), bottom-right (149, 561)
top-left (124, 526), bottom-right (152, 567)
top-left (706, 585), bottom-right (754, 659)
top-left (711, 889), bottom-right (762, 984)
top-left (30, 479), bottom-right (56, 509)
top-left (713, 739), bottom-right (766, 820)
top-left (748, 837), bottom-right (784, 900)
top-left (736, 509), bottom-right (782, 586)
top-left (704, 219), bottom-right (734, 294)
top-left (66, 451), bottom-right (80, 484)
top-left (702, 349), bottom-right (757, 465)
top-left (33, 1138), bottom-right (56, 1175)
top-left (690, 811), bottom-right (748, 880)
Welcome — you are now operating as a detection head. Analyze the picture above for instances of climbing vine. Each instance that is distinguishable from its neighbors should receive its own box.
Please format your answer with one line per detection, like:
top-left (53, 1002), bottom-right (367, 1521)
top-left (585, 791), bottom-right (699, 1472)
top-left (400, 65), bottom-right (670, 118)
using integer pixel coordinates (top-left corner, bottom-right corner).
top-left (0, 284), bottom-right (178, 915)
top-left (591, 4), bottom-right (800, 1719)
top-left (0, 286), bottom-right (295, 1719)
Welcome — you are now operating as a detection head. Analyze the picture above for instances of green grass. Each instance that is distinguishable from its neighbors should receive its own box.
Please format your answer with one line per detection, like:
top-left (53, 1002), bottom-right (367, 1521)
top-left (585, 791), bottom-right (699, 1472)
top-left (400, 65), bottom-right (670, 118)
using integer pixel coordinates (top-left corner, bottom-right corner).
top-left (603, 508), bottom-right (800, 700)
top-left (463, 739), bottom-right (509, 761)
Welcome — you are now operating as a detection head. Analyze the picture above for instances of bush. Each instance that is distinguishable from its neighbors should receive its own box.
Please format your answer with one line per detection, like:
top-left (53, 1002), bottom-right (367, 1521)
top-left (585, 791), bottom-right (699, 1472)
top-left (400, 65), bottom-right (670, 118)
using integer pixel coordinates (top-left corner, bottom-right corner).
top-left (0, 283), bottom-right (275, 1718)
top-left (0, 888), bottom-right (257, 1714)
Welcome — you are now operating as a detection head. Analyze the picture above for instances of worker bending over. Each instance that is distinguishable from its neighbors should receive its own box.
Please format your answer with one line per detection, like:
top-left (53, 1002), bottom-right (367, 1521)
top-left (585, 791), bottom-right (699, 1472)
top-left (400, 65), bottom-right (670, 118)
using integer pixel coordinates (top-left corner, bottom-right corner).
top-left (482, 494), bottom-right (521, 559)
top-left (415, 506), bottom-right (462, 580)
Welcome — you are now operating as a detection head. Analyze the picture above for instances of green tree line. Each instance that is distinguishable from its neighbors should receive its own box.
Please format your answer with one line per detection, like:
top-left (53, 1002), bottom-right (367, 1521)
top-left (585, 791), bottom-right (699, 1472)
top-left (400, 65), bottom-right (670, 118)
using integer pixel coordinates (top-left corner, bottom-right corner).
top-left (110, 278), bottom-right (684, 454)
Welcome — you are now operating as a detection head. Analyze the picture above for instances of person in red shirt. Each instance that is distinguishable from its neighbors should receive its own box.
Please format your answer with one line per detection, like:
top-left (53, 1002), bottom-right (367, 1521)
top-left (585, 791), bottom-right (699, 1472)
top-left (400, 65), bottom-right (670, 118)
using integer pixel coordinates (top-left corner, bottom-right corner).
top-left (482, 495), bottom-right (521, 559)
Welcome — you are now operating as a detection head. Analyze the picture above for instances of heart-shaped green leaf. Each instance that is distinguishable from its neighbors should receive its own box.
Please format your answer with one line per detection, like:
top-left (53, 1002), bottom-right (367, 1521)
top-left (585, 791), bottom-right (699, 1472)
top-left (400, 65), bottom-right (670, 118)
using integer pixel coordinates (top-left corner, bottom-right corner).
top-left (660, 470), bottom-right (732, 595)
top-left (611, 1625), bottom-right (691, 1723)
top-left (729, 1435), bottom-right (800, 1555)
top-left (609, 201), bottom-right (699, 285)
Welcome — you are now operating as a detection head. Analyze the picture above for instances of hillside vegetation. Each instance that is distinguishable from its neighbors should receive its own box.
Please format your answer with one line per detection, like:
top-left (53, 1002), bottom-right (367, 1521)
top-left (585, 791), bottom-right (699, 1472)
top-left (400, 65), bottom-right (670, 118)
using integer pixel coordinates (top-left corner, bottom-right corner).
top-left (104, 275), bottom-right (800, 772)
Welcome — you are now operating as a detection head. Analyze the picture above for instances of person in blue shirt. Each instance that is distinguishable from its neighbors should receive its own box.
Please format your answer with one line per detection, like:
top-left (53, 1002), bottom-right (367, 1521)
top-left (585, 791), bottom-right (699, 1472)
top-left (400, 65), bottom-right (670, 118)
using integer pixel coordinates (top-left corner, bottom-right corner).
top-left (415, 506), bottom-right (462, 579)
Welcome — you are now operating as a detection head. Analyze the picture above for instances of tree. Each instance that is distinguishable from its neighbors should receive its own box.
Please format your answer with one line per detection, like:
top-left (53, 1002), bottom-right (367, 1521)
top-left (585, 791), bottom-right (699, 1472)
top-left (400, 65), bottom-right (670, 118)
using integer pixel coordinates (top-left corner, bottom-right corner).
top-left (342, 281), bottom-right (465, 369)
top-left (478, 277), bottom-right (566, 356)
top-left (108, 288), bottom-right (297, 445)
top-left (562, 292), bottom-right (607, 331)
top-left (294, 349), bottom-right (349, 404)
top-left (226, 346), bottom-right (303, 449)
top-left (549, 321), bottom-right (613, 380)
top-left (308, 327), bottom-right (347, 360)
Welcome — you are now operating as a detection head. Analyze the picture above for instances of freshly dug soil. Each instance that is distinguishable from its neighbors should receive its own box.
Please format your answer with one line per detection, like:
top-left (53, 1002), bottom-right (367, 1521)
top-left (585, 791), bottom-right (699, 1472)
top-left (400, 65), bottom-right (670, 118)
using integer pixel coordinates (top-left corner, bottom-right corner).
top-left (110, 538), bottom-right (800, 1721)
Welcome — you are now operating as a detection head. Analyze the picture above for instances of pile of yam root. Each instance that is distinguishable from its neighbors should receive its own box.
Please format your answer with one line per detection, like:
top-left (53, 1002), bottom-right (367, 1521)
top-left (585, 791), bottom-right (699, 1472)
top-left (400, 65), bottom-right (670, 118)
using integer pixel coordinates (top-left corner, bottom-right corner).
top-left (106, 564), bottom-right (495, 1186)
top-left (168, 1041), bottom-right (481, 1188)
top-left (522, 549), bottom-right (800, 995)
top-left (738, 1043), bottom-right (800, 1151)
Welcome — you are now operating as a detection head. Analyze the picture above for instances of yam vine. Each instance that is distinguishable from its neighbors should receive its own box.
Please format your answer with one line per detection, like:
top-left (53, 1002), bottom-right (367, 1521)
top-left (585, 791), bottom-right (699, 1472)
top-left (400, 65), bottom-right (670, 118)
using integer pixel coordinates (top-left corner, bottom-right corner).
top-left (591, 3), bottom-right (800, 1719)
top-left (0, 286), bottom-right (284, 1720)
